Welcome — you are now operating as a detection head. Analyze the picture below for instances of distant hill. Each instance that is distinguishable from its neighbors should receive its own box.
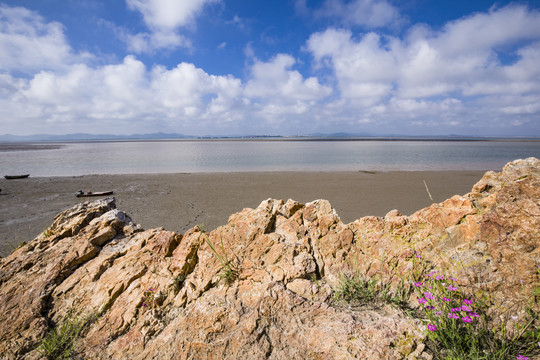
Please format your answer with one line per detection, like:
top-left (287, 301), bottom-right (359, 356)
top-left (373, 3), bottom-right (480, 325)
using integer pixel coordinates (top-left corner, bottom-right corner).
top-left (0, 132), bottom-right (537, 142)
top-left (0, 133), bottom-right (195, 142)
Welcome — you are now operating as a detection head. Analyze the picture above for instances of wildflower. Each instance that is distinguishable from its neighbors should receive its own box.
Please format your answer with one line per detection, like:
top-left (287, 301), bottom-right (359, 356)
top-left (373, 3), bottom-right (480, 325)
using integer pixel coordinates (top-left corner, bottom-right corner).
top-left (418, 298), bottom-right (427, 304)
top-left (425, 305), bottom-right (435, 310)
top-left (448, 312), bottom-right (459, 319)
top-left (463, 299), bottom-right (473, 305)
top-left (424, 292), bottom-right (435, 300)
top-left (449, 277), bottom-right (457, 281)
top-left (442, 297), bottom-right (452, 302)
top-left (461, 305), bottom-right (472, 312)
top-left (435, 311), bottom-right (442, 316)
top-left (451, 307), bottom-right (461, 312)
top-left (415, 254), bottom-right (422, 258)
top-left (470, 312), bottom-right (480, 318)
top-left (427, 324), bottom-right (437, 332)
top-left (511, 315), bottom-right (519, 321)
top-left (516, 355), bottom-right (529, 360)
top-left (425, 273), bottom-right (433, 277)
top-left (413, 282), bottom-right (423, 287)
top-left (462, 316), bottom-right (472, 323)
top-left (446, 285), bottom-right (458, 291)
top-left (435, 275), bottom-right (444, 280)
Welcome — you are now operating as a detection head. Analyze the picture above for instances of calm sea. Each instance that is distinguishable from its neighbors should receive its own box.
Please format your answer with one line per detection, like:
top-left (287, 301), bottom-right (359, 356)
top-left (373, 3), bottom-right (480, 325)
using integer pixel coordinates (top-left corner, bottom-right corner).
top-left (1, 140), bottom-right (539, 177)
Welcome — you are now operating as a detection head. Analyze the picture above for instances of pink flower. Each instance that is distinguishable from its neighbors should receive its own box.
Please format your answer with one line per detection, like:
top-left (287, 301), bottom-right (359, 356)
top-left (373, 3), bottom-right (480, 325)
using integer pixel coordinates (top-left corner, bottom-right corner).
top-left (413, 282), bottom-right (423, 287)
top-left (424, 292), bottom-right (435, 300)
top-left (461, 305), bottom-right (472, 312)
top-left (451, 307), bottom-right (461, 312)
top-left (463, 299), bottom-right (473, 305)
top-left (418, 298), bottom-right (427, 304)
top-left (435, 275), bottom-right (444, 280)
top-left (516, 355), bottom-right (529, 360)
top-left (446, 285), bottom-right (458, 291)
top-left (442, 297), bottom-right (452, 302)
top-left (462, 316), bottom-right (472, 323)
top-left (470, 312), bottom-right (480, 318)
top-left (448, 312), bottom-right (459, 319)
top-left (425, 305), bottom-right (435, 310)
top-left (427, 324), bottom-right (437, 331)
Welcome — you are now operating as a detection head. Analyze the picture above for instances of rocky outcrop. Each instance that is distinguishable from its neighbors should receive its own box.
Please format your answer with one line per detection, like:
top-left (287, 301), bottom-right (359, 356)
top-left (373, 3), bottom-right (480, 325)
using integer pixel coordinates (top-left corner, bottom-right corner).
top-left (0, 158), bottom-right (539, 359)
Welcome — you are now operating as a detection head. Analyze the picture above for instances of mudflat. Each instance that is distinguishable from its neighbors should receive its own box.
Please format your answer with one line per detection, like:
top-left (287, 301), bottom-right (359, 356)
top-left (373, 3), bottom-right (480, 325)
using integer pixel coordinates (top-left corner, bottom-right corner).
top-left (0, 170), bottom-right (485, 256)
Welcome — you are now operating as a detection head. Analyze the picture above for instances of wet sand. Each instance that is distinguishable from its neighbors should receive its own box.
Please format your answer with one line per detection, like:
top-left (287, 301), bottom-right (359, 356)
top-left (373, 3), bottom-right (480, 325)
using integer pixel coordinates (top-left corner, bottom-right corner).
top-left (0, 170), bottom-right (485, 256)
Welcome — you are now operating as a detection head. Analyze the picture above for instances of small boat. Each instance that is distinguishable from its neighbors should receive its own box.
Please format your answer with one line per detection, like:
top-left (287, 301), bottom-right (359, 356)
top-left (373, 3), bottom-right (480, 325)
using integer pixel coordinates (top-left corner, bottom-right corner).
top-left (76, 190), bottom-right (114, 197)
top-left (4, 174), bottom-right (30, 179)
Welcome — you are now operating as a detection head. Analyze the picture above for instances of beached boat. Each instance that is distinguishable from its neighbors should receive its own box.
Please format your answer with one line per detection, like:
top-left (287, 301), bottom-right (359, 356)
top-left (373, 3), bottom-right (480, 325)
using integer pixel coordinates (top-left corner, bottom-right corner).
top-left (76, 190), bottom-right (114, 197)
top-left (4, 174), bottom-right (30, 179)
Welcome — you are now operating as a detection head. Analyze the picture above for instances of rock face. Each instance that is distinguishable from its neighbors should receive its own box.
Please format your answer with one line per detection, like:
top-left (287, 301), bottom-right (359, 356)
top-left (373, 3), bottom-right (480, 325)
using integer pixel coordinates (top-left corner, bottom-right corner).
top-left (0, 158), bottom-right (538, 360)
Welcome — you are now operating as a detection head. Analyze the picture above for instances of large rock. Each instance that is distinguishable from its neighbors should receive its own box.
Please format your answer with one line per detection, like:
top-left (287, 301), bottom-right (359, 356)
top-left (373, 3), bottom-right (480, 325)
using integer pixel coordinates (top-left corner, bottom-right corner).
top-left (0, 158), bottom-right (538, 359)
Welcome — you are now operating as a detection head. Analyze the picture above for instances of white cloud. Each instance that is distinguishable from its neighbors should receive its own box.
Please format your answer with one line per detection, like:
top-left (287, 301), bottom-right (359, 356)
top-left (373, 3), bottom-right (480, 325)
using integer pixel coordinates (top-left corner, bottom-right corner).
top-left (306, 4), bottom-right (540, 130)
top-left (124, 0), bottom-right (218, 52)
top-left (0, 5), bottom-right (88, 73)
top-left (120, 28), bottom-right (191, 53)
top-left (1, 3), bottom-right (540, 136)
top-left (315, 0), bottom-right (402, 28)
top-left (127, 0), bottom-right (218, 29)
top-left (308, 29), bottom-right (396, 99)
top-left (433, 5), bottom-right (540, 56)
top-left (245, 54), bottom-right (332, 101)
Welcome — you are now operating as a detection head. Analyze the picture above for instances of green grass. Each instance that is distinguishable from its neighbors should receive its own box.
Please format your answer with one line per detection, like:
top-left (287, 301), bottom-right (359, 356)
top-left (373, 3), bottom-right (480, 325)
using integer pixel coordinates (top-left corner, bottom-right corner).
top-left (201, 233), bottom-right (238, 285)
top-left (332, 271), bottom-right (412, 309)
top-left (36, 309), bottom-right (97, 359)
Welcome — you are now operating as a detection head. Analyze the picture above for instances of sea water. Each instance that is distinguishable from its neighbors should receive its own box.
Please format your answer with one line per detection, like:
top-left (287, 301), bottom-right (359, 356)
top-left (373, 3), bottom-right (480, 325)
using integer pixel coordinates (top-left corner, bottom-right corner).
top-left (1, 140), bottom-right (539, 177)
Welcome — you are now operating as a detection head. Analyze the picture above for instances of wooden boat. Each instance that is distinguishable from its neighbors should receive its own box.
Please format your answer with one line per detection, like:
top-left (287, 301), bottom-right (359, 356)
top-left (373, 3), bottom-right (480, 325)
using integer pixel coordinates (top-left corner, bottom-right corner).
top-left (4, 174), bottom-right (30, 179)
top-left (76, 190), bottom-right (114, 197)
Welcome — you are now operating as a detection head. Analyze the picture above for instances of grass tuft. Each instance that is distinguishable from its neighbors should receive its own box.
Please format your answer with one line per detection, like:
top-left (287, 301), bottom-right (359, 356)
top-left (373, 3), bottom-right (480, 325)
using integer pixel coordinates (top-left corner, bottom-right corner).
top-left (201, 233), bottom-right (238, 285)
top-left (333, 272), bottom-right (412, 309)
top-left (36, 309), bottom-right (97, 359)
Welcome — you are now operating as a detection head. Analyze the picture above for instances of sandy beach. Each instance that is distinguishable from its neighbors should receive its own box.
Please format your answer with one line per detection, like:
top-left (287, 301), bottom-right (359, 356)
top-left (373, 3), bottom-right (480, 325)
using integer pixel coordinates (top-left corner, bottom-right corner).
top-left (0, 170), bottom-right (485, 256)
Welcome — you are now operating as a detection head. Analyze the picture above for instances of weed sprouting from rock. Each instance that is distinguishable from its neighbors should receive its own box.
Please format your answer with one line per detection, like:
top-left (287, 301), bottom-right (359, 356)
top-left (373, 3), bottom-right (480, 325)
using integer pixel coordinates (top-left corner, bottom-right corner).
top-left (36, 308), bottom-right (97, 359)
top-left (201, 232), bottom-right (238, 285)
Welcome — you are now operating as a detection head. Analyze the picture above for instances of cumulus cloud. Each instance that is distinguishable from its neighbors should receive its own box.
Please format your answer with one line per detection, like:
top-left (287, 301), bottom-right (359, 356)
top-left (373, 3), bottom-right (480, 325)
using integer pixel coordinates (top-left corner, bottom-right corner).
top-left (2, 2), bottom-right (540, 136)
top-left (245, 54), bottom-right (332, 101)
top-left (0, 5), bottom-right (88, 73)
top-left (1, 50), bottom-right (333, 134)
top-left (124, 0), bottom-right (219, 52)
top-left (306, 4), bottom-right (540, 130)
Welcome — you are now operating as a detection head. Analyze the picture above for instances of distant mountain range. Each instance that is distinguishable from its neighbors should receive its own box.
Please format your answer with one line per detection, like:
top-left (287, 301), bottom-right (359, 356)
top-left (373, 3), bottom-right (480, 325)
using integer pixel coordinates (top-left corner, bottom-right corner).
top-left (0, 132), bottom-right (195, 142)
top-left (0, 132), bottom-right (537, 142)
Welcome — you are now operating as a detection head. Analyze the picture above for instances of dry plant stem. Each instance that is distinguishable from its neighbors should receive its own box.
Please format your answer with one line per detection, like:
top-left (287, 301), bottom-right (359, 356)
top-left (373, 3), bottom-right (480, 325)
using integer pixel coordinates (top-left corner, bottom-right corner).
top-left (423, 180), bottom-right (434, 201)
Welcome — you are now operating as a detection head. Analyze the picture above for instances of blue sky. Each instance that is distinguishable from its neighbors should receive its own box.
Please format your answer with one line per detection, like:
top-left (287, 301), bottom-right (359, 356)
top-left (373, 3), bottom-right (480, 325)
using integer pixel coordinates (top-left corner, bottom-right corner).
top-left (1, 0), bottom-right (540, 137)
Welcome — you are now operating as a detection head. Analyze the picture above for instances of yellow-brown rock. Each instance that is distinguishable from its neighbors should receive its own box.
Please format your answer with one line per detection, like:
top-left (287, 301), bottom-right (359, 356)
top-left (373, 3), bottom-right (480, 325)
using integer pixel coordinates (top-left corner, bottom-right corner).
top-left (0, 158), bottom-right (538, 359)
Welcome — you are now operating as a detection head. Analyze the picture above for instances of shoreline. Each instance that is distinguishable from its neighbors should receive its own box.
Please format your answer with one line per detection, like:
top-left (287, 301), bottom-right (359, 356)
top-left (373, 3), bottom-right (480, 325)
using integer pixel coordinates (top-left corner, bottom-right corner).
top-left (0, 170), bottom-right (486, 256)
